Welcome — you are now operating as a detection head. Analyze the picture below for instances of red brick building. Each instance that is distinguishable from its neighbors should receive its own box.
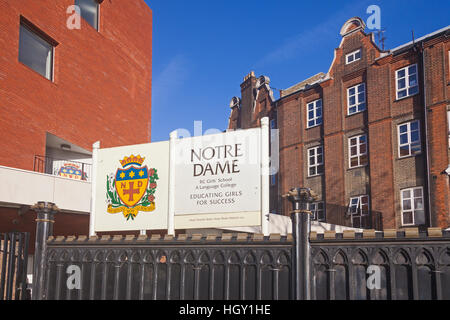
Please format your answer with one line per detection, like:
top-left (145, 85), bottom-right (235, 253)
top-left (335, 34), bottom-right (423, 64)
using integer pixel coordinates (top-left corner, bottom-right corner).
top-left (0, 0), bottom-right (153, 241)
top-left (228, 17), bottom-right (450, 230)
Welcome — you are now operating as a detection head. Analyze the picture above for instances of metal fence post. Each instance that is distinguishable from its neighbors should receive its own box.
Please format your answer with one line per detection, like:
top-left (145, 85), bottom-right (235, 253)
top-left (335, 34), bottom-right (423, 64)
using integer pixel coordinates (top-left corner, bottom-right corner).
top-left (31, 202), bottom-right (59, 300)
top-left (286, 188), bottom-right (316, 300)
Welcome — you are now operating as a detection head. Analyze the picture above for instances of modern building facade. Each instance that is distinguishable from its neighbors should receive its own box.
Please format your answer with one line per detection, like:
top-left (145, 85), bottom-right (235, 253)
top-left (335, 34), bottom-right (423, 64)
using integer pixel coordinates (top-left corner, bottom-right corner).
top-left (0, 0), bottom-right (153, 242)
top-left (228, 17), bottom-right (450, 230)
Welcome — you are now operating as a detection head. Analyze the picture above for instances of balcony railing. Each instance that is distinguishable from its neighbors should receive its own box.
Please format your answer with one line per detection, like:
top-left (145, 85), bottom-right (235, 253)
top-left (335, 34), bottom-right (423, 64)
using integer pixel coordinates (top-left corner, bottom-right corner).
top-left (33, 155), bottom-right (92, 182)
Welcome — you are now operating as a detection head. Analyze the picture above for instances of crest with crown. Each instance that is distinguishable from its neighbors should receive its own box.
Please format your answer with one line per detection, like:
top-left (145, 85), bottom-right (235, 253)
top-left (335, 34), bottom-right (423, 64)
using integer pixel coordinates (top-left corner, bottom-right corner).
top-left (106, 154), bottom-right (159, 221)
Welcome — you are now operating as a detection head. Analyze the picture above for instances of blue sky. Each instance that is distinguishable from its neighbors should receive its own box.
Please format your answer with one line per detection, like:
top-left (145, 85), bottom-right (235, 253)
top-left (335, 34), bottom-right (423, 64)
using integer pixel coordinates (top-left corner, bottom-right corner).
top-left (146, 0), bottom-right (450, 142)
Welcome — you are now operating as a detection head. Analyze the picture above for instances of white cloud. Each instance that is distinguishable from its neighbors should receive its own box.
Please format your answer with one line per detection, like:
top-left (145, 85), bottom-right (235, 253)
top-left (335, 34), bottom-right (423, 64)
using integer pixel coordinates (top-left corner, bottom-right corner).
top-left (152, 55), bottom-right (190, 107)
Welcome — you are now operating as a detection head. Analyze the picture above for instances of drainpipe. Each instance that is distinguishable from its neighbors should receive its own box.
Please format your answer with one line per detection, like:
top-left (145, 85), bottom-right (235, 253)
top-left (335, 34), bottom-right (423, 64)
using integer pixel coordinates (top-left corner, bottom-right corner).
top-left (421, 42), bottom-right (433, 228)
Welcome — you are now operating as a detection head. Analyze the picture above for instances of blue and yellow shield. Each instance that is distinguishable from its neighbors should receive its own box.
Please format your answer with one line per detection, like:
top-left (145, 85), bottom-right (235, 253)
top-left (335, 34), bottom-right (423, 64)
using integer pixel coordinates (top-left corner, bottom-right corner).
top-left (115, 166), bottom-right (149, 208)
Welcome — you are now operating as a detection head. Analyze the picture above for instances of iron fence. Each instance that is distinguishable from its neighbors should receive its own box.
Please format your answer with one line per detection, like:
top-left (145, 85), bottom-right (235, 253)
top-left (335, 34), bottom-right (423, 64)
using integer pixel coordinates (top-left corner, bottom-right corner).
top-left (0, 232), bottom-right (30, 300)
top-left (310, 230), bottom-right (450, 300)
top-left (44, 234), bottom-right (293, 300)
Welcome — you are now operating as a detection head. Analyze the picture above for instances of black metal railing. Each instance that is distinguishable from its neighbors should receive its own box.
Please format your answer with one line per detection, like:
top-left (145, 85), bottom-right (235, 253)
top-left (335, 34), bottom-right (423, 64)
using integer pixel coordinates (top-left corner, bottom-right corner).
top-left (33, 155), bottom-right (92, 182)
top-left (44, 235), bottom-right (293, 300)
top-left (0, 232), bottom-right (30, 300)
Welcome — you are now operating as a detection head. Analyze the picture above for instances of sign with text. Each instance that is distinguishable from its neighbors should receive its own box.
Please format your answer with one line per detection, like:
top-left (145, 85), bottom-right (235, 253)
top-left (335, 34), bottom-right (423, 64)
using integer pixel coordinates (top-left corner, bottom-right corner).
top-left (93, 141), bottom-right (169, 232)
top-left (173, 128), bottom-right (262, 229)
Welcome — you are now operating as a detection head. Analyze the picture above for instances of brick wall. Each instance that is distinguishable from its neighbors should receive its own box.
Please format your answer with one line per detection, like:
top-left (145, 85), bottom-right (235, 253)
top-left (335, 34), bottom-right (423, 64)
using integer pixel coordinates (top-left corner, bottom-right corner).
top-left (228, 18), bottom-right (450, 230)
top-left (0, 0), bottom-right (153, 171)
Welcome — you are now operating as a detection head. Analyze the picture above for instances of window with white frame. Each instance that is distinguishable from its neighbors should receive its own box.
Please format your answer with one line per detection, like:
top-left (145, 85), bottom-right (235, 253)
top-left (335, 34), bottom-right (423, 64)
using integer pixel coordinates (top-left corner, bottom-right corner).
top-left (346, 49), bottom-right (361, 64)
top-left (75, 0), bottom-right (100, 30)
top-left (306, 99), bottom-right (323, 128)
top-left (401, 187), bottom-right (425, 226)
top-left (18, 22), bottom-right (54, 81)
top-left (396, 64), bottom-right (419, 99)
top-left (348, 195), bottom-right (370, 228)
top-left (349, 135), bottom-right (368, 168)
top-left (308, 202), bottom-right (325, 222)
top-left (308, 146), bottom-right (324, 177)
top-left (398, 120), bottom-right (421, 158)
top-left (347, 83), bottom-right (366, 115)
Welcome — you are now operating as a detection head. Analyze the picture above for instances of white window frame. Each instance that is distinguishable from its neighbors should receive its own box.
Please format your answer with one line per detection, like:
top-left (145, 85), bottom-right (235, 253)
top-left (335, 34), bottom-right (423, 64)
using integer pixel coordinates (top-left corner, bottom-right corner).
top-left (348, 134), bottom-right (368, 168)
top-left (348, 195), bottom-right (370, 228)
top-left (308, 145), bottom-right (324, 177)
top-left (400, 187), bottom-right (424, 226)
top-left (346, 49), bottom-right (361, 64)
top-left (18, 23), bottom-right (54, 81)
top-left (75, 0), bottom-right (100, 31)
top-left (397, 120), bottom-right (421, 158)
top-left (396, 64), bottom-right (419, 100)
top-left (308, 202), bottom-right (325, 222)
top-left (347, 83), bottom-right (366, 115)
top-left (306, 99), bottom-right (323, 129)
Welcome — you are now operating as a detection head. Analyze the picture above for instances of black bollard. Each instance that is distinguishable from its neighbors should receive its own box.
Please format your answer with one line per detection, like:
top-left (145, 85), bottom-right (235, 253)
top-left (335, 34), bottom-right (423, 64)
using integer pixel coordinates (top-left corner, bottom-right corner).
top-left (285, 188), bottom-right (316, 300)
top-left (31, 202), bottom-right (59, 300)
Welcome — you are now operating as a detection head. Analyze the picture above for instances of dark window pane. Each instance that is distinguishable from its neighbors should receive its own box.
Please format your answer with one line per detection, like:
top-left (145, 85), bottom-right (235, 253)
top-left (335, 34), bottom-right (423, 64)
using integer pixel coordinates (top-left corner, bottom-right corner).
top-left (414, 198), bottom-right (424, 210)
top-left (75, 0), bottom-right (99, 30)
top-left (358, 84), bottom-right (365, 93)
top-left (398, 78), bottom-right (406, 89)
top-left (413, 188), bottom-right (423, 198)
top-left (399, 134), bottom-right (408, 145)
top-left (397, 69), bottom-right (406, 78)
top-left (409, 75), bottom-right (417, 87)
top-left (19, 25), bottom-right (53, 80)
top-left (399, 125), bottom-right (408, 134)
top-left (358, 93), bottom-right (365, 102)
top-left (403, 212), bottom-right (413, 225)
top-left (398, 90), bottom-right (407, 98)
top-left (360, 154), bottom-right (368, 165)
top-left (400, 146), bottom-right (410, 157)
top-left (411, 142), bottom-right (421, 154)
top-left (409, 65), bottom-right (417, 74)
top-left (410, 121), bottom-right (419, 131)
top-left (355, 50), bottom-right (361, 59)
top-left (408, 86), bottom-right (418, 95)
top-left (317, 165), bottom-right (324, 174)
top-left (317, 155), bottom-right (323, 164)
top-left (410, 131), bottom-right (420, 143)
top-left (403, 200), bottom-right (411, 211)
top-left (359, 144), bottom-right (367, 154)
top-left (414, 210), bottom-right (425, 225)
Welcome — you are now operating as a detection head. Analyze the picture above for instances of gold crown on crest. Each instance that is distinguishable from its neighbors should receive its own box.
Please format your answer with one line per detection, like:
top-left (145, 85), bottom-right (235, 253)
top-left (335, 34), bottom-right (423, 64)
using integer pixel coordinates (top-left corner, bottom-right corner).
top-left (120, 155), bottom-right (145, 167)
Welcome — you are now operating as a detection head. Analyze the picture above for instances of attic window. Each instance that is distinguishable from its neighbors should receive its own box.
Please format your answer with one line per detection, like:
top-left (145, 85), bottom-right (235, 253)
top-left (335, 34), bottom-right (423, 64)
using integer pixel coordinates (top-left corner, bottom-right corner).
top-left (346, 49), bottom-right (361, 64)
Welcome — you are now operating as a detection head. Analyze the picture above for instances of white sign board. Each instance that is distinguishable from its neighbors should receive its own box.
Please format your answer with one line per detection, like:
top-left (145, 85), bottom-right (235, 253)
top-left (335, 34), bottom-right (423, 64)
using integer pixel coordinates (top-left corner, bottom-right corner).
top-left (173, 128), bottom-right (262, 229)
top-left (89, 118), bottom-right (270, 235)
top-left (92, 141), bottom-right (169, 232)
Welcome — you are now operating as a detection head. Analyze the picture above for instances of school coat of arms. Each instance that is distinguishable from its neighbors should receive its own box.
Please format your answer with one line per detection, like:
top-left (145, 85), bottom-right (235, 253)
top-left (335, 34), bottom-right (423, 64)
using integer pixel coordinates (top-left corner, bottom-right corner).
top-left (106, 155), bottom-right (159, 221)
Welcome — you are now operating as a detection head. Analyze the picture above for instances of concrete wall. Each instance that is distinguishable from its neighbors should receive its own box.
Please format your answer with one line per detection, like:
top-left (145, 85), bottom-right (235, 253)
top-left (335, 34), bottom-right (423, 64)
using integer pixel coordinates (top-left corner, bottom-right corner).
top-left (0, 165), bottom-right (90, 213)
